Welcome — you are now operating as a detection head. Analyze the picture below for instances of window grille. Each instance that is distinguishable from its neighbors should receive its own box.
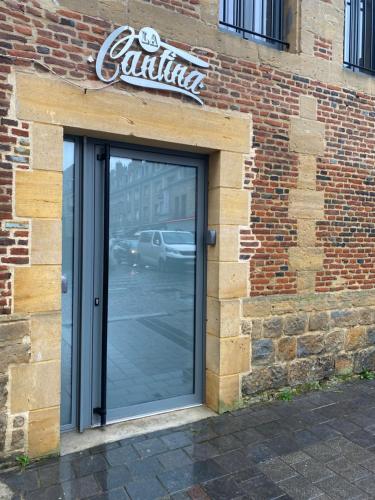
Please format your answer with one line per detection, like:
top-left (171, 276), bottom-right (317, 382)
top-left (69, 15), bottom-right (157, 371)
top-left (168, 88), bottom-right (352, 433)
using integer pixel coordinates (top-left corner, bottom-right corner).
top-left (344, 0), bottom-right (375, 74)
top-left (219, 0), bottom-right (288, 49)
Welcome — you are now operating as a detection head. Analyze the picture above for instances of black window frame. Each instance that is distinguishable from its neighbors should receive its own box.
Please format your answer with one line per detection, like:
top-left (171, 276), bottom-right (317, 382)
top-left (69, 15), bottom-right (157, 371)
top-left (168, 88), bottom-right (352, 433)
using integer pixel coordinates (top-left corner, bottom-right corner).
top-left (219, 0), bottom-right (289, 50)
top-left (344, 0), bottom-right (375, 75)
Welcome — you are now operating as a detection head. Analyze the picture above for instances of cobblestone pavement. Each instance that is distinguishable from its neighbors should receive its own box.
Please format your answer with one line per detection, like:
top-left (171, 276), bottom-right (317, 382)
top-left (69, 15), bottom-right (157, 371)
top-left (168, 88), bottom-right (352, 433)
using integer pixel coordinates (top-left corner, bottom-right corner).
top-left (3, 379), bottom-right (375, 499)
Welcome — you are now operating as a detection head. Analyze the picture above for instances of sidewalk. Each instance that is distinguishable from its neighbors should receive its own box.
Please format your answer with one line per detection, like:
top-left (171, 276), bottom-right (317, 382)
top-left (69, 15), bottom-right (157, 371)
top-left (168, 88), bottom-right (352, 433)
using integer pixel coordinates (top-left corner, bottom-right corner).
top-left (3, 379), bottom-right (375, 499)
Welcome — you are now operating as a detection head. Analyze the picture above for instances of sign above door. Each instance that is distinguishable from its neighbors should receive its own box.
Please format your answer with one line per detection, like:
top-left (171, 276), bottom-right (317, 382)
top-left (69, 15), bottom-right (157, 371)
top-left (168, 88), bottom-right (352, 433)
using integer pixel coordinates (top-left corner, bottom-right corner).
top-left (91, 25), bottom-right (209, 105)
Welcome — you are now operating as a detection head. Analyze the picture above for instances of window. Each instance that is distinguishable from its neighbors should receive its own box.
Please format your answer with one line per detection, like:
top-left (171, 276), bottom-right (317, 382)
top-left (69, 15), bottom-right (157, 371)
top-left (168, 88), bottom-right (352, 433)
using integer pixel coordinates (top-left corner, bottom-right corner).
top-left (219, 0), bottom-right (288, 49)
top-left (345, 0), bottom-right (375, 74)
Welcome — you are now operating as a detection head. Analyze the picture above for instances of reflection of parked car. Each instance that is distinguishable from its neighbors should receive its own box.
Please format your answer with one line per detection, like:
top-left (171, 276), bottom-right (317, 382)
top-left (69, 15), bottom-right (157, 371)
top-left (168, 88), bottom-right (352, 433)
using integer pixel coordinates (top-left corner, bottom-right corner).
top-left (109, 238), bottom-right (139, 265)
top-left (138, 230), bottom-right (195, 270)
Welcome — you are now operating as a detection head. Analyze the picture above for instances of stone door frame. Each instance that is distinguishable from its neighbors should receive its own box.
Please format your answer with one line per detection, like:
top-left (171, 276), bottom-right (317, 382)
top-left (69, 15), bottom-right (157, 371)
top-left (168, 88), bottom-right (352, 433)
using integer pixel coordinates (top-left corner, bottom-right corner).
top-left (10, 70), bottom-right (252, 457)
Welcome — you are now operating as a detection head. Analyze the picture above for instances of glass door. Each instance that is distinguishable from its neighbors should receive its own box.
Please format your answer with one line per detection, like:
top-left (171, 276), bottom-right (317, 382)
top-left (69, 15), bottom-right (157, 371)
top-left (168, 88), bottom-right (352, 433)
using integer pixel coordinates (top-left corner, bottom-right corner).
top-left (91, 144), bottom-right (206, 425)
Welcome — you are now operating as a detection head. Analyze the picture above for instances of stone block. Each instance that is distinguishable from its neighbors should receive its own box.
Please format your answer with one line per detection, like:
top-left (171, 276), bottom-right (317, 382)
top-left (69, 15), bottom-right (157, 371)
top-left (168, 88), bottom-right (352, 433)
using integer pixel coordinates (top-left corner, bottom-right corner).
top-left (297, 333), bottom-right (324, 357)
top-left (335, 353), bottom-right (353, 376)
top-left (263, 317), bottom-right (283, 338)
top-left (297, 219), bottom-right (316, 246)
top-left (297, 155), bottom-right (317, 191)
top-left (206, 298), bottom-right (241, 338)
top-left (299, 95), bottom-right (317, 120)
top-left (331, 309), bottom-right (358, 328)
top-left (277, 337), bottom-right (297, 362)
top-left (324, 330), bottom-right (345, 354)
top-left (241, 319), bottom-right (252, 336)
top-left (207, 335), bottom-right (249, 376)
top-left (353, 347), bottom-right (375, 374)
top-left (208, 187), bottom-right (249, 226)
top-left (30, 313), bottom-right (61, 362)
top-left (252, 339), bottom-right (275, 365)
top-left (207, 225), bottom-right (239, 262)
top-left (367, 326), bottom-right (375, 345)
top-left (207, 261), bottom-right (248, 300)
top-left (288, 356), bottom-right (334, 386)
top-left (309, 311), bottom-right (330, 331)
top-left (289, 189), bottom-right (325, 220)
top-left (357, 308), bottom-right (375, 325)
top-left (0, 320), bottom-right (30, 373)
top-left (16, 170), bottom-right (62, 219)
top-left (16, 73), bottom-right (251, 155)
top-left (296, 271), bottom-right (316, 294)
top-left (14, 265), bottom-right (61, 314)
top-left (29, 406), bottom-right (59, 458)
top-left (345, 326), bottom-right (367, 351)
top-left (209, 151), bottom-right (244, 189)
top-left (289, 117), bottom-right (325, 155)
top-left (32, 123), bottom-right (63, 171)
top-left (31, 219), bottom-right (62, 265)
top-left (284, 314), bottom-right (308, 336)
top-left (242, 364), bottom-right (288, 395)
top-left (206, 371), bottom-right (240, 413)
top-left (10, 360), bottom-right (60, 413)
top-left (289, 247), bottom-right (324, 271)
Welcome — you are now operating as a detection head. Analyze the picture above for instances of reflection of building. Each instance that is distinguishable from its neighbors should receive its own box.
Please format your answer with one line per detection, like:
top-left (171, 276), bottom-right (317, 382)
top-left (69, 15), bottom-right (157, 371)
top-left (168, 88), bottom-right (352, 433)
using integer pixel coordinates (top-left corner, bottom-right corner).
top-left (110, 159), bottom-right (196, 236)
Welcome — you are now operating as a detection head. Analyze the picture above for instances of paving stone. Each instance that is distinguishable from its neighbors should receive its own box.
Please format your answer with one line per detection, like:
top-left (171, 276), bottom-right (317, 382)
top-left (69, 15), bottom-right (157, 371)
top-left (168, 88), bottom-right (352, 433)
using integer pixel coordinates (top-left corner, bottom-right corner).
top-left (243, 473), bottom-right (292, 500)
top-left (160, 431), bottom-right (193, 450)
top-left (61, 475), bottom-right (101, 498)
top-left (304, 442), bottom-right (341, 462)
top-left (233, 428), bottom-right (264, 445)
top-left (354, 473), bottom-right (375, 495)
top-left (349, 429), bottom-right (375, 448)
top-left (24, 484), bottom-right (65, 500)
top-left (317, 473), bottom-right (369, 499)
top-left (125, 477), bottom-right (167, 500)
top-left (208, 433), bottom-right (243, 453)
top-left (258, 457), bottom-right (298, 483)
top-left (184, 442), bottom-right (220, 461)
top-left (157, 460), bottom-right (225, 493)
top-left (293, 429), bottom-right (321, 448)
top-left (308, 422), bottom-right (342, 441)
top-left (282, 451), bottom-right (312, 465)
top-left (89, 441), bottom-right (121, 455)
top-left (201, 475), bottom-right (245, 500)
top-left (38, 461), bottom-right (76, 487)
top-left (244, 442), bottom-right (279, 463)
top-left (95, 466), bottom-right (133, 491)
top-left (266, 433), bottom-right (300, 455)
top-left (328, 417), bottom-right (362, 436)
top-left (278, 475), bottom-right (324, 499)
top-left (3, 470), bottom-right (39, 493)
top-left (104, 445), bottom-right (141, 466)
top-left (88, 488), bottom-right (130, 500)
top-left (126, 457), bottom-right (165, 480)
top-left (326, 457), bottom-right (370, 482)
top-left (291, 458), bottom-right (334, 483)
top-left (213, 449), bottom-right (256, 474)
top-left (132, 438), bottom-right (168, 458)
top-left (157, 449), bottom-right (192, 470)
top-left (72, 453), bottom-right (109, 476)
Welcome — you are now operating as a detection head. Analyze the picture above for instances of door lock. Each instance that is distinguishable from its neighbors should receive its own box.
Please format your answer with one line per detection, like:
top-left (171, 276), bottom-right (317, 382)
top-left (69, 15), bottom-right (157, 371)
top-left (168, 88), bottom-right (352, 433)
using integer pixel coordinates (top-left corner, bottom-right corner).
top-left (94, 297), bottom-right (100, 306)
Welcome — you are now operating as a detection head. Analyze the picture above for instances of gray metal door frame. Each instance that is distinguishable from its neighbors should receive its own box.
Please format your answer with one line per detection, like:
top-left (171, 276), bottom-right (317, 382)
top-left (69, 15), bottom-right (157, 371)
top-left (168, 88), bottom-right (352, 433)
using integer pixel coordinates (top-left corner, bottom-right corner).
top-left (77, 138), bottom-right (207, 430)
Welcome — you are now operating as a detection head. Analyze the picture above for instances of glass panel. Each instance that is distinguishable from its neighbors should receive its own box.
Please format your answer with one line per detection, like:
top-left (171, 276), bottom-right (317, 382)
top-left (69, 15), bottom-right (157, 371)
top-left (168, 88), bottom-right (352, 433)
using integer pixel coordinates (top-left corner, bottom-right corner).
top-left (107, 156), bottom-right (197, 411)
top-left (61, 140), bottom-right (75, 426)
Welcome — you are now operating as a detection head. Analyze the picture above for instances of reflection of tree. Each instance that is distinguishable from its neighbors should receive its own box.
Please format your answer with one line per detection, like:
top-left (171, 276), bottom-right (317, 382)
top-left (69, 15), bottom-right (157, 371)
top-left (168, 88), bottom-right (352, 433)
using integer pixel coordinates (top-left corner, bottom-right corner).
top-left (110, 159), bottom-right (196, 237)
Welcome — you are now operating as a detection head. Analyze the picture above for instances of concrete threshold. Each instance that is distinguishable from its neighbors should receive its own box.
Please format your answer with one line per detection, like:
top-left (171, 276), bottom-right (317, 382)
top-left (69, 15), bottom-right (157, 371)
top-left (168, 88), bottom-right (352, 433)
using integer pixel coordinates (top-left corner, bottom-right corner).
top-left (61, 405), bottom-right (216, 456)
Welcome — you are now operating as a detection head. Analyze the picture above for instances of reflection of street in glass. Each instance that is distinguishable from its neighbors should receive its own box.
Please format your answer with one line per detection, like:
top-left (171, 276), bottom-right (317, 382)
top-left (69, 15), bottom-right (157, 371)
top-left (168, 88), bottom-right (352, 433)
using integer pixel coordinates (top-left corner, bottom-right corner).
top-left (106, 260), bottom-right (196, 410)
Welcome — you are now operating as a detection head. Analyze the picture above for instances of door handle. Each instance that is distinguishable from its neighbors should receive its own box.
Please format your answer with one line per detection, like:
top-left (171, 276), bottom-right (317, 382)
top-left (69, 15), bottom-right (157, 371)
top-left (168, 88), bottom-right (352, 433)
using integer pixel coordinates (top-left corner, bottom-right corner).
top-left (95, 297), bottom-right (100, 306)
top-left (61, 275), bottom-right (68, 293)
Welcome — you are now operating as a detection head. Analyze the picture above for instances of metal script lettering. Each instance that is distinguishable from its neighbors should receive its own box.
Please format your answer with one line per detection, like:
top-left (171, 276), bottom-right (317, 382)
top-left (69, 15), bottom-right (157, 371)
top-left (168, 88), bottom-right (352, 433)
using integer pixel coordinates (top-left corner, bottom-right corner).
top-left (94, 26), bottom-right (209, 105)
